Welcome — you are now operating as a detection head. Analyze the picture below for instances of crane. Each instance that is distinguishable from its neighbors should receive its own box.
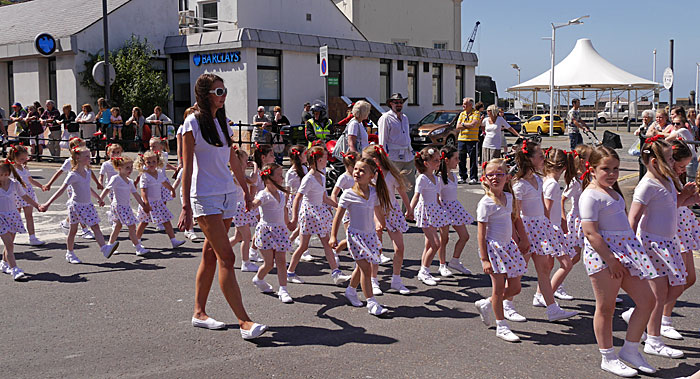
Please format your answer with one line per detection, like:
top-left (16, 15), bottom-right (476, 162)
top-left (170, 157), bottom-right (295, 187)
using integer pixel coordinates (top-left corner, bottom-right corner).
top-left (464, 21), bottom-right (480, 52)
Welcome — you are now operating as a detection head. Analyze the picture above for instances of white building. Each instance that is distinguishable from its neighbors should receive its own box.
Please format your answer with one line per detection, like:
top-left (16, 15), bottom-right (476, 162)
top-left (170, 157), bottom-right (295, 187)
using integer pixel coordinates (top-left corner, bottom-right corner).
top-left (0, 0), bottom-right (477, 128)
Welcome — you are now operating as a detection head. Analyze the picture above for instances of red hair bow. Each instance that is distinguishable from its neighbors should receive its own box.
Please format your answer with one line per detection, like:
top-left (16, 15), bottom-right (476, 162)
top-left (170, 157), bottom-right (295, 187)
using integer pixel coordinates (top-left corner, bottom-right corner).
top-left (290, 148), bottom-right (300, 156)
top-left (481, 161), bottom-right (488, 170)
top-left (254, 142), bottom-right (261, 151)
top-left (259, 168), bottom-right (272, 177)
top-left (579, 161), bottom-right (591, 181)
top-left (310, 149), bottom-right (324, 157)
top-left (376, 164), bottom-right (383, 176)
top-left (6, 160), bottom-right (15, 165)
top-left (415, 152), bottom-right (421, 159)
top-left (441, 151), bottom-right (446, 160)
top-left (374, 145), bottom-right (387, 156)
top-left (544, 146), bottom-right (553, 156)
top-left (521, 140), bottom-right (528, 154)
top-left (645, 134), bottom-right (662, 144)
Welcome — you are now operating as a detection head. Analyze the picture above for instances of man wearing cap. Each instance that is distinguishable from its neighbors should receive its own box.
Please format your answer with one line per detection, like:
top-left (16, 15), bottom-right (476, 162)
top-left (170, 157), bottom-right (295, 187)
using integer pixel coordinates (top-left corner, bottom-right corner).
top-left (9, 103), bottom-right (28, 143)
top-left (252, 106), bottom-right (272, 143)
top-left (301, 102), bottom-right (312, 124)
top-left (455, 97), bottom-right (482, 184)
top-left (378, 93), bottom-right (415, 200)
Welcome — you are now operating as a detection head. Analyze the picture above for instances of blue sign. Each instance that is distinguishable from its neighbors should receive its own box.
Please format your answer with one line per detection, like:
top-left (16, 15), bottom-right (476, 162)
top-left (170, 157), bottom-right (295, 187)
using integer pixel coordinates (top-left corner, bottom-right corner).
top-left (193, 51), bottom-right (240, 66)
top-left (34, 33), bottom-right (56, 56)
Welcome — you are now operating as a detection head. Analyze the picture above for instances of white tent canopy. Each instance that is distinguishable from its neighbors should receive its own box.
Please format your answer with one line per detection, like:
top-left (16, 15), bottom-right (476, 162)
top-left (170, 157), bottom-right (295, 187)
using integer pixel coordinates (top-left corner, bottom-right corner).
top-left (508, 38), bottom-right (659, 91)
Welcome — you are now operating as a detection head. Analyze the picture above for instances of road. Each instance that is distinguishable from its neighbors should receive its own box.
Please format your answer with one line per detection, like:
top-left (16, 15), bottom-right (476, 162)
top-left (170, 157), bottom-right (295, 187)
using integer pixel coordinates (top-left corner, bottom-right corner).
top-left (2, 128), bottom-right (699, 378)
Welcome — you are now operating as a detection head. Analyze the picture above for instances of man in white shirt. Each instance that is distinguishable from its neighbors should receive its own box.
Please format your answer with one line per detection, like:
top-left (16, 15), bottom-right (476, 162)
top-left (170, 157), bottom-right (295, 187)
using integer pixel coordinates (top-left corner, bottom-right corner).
top-left (378, 93), bottom-right (415, 203)
top-left (146, 106), bottom-right (172, 138)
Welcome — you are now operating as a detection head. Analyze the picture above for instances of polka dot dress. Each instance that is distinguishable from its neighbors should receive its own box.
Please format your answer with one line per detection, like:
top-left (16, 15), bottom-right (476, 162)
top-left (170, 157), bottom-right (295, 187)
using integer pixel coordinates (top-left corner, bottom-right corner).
top-left (385, 203), bottom-right (409, 233)
top-left (68, 202), bottom-right (101, 226)
top-left (0, 211), bottom-right (26, 235)
top-left (13, 166), bottom-right (37, 208)
top-left (485, 239), bottom-right (527, 278)
top-left (415, 202), bottom-right (449, 228)
top-left (442, 200), bottom-right (474, 226)
top-left (552, 225), bottom-right (576, 257)
top-left (110, 204), bottom-right (139, 226)
top-left (638, 231), bottom-right (687, 286)
top-left (160, 185), bottom-right (173, 202)
top-left (677, 206), bottom-right (700, 252)
top-left (521, 215), bottom-right (564, 256)
top-left (254, 223), bottom-right (292, 252)
top-left (583, 230), bottom-right (657, 279)
top-left (566, 213), bottom-right (584, 249)
top-left (299, 200), bottom-right (332, 236)
top-left (232, 201), bottom-right (258, 227)
top-left (347, 227), bottom-right (381, 264)
top-left (137, 200), bottom-right (173, 225)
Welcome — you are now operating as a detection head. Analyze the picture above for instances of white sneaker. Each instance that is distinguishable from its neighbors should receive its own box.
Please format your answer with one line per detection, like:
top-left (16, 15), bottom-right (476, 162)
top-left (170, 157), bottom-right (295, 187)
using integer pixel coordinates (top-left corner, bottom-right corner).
top-left (10, 267), bottom-right (26, 281)
top-left (367, 301), bottom-right (388, 316)
top-left (252, 278), bottom-right (274, 293)
top-left (448, 260), bottom-right (472, 275)
top-left (475, 298), bottom-right (493, 326)
top-left (379, 254), bottom-right (392, 264)
top-left (240, 323), bottom-right (268, 340)
top-left (619, 347), bottom-right (657, 374)
top-left (390, 280), bottom-right (410, 295)
top-left (0, 260), bottom-right (10, 274)
top-left (300, 250), bottom-right (314, 262)
top-left (331, 270), bottom-right (351, 285)
top-left (278, 288), bottom-right (293, 303)
top-left (249, 249), bottom-right (264, 262)
top-left (643, 341), bottom-right (684, 358)
top-left (600, 356), bottom-right (638, 378)
top-left (65, 251), bottom-right (82, 264)
top-left (29, 236), bottom-right (45, 246)
top-left (286, 272), bottom-right (305, 284)
top-left (660, 325), bottom-right (684, 340)
top-left (546, 304), bottom-right (578, 321)
top-left (184, 230), bottom-right (199, 241)
top-left (371, 280), bottom-right (383, 296)
top-left (417, 270), bottom-right (438, 286)
top-left (503, 302), bottom-right (527, 322)
top-left (532, 292), bottom-right (547, 307)
top-left (82, 229), bottom-right (95, 239)
top-left (101, 242), bottom-right (119, 259)
top-left (191, 316), bottom-right (226, 330)
top-left (344, 287), bottom-right (363, 307)
top-left (76, 226), bottom-right (85, 236)
top-left (171, 238), bottom-right (186, 248)
top-left (135, 245), bottom-right (150, 256)
top-left (621, 307), bottom-right (634, 324)
top-left (438, 265), bottom-right (453, 277)
top-left (496, 324), bottom-right (520, 342)
top-left (241, 261), bottom-right (259, 272)
top-left (60, 220), bottom-right (70, 235)
top-left (554, 286), bottom-right (574, 300)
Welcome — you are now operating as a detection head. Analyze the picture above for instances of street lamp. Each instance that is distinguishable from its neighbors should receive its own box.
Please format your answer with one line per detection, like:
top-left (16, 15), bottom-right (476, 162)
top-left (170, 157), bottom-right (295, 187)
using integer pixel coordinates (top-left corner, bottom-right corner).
top-left (548, 15), bottom-right (588, 136)
top-left (511, 63), bottom-right (521, 116)
top-left (695, 63), bottom-right (699, 111)
top-left (489, 90), bottom-right (497, 105)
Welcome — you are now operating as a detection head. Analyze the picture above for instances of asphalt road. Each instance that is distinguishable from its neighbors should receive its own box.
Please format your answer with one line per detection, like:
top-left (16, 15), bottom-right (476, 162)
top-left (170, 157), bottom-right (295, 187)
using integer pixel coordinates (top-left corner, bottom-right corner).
top-left (2, 129), bottom-right (700, 379)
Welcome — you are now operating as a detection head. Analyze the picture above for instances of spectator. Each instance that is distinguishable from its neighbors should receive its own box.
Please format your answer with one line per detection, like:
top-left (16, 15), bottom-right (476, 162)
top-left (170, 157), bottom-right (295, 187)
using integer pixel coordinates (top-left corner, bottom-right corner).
top-left (301, 102), bottom-right (312, 123)
top-left (649, 109), bottom-right (670, 137)
top-left (566, 98), bottom-right (589, 150)
top-left (634, 109), bottom-right (655, 179)
top-left (110, 107), bottom-right (123, 140)
top-left (378, 93), bottom-right (415, 199)
top-left (57, 104), bottom-right (78, 141)
top-left (482, 104), bottom-right (520, 161)
top-left (666, 113), bottom-right (697, 180)
top-left (40, 100), bottom-right (61, 160)
top-left (347, 100), bottom-right (371, 154)
top-left (686, 108), bottom-right (697, 138)
top-left (25, 105), bottom-right (43, 156)
top-left (76, 103), bottom-right (96, 137)
top-left (271, 106), bottom-right (290, 164)
top-left (252, 106), bottom-right (272, 143)
top-left (475, 101), bottom-right (485, 164)
top-left (455, 97), bottom-right (482, 184)
top-left (146, 106), bottom-right (172, 138)
top-left (96, 97), bottom-right (111, 136)
top-left (126, 107), bottom-right (147, 151)
top-left (9, 103), bottom-right (28, 143)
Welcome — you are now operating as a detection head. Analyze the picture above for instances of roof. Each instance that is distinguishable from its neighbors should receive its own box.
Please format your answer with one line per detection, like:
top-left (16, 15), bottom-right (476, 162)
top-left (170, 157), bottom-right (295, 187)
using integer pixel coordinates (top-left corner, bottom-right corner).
top-left (164, 28), bottom-right (477, 66)
top-left (0, 0), bottom-right (131, 47)
top-left (508, 39), bottom-right (658, 91)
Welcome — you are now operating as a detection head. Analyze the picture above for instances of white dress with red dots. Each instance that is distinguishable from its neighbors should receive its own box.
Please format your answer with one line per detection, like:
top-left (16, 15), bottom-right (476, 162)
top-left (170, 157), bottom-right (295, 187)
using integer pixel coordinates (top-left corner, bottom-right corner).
top-left (106, 175), bottom-right (139, 226)
top-left (676, 205), bottom-right (700, 252)
top-left (543, 176), bottom-right (576, 257)
top-left (13, 165), bottom-right (37, 208)
top-left (414, 174), bottom-right (449, 228)
top-left (339, 187), bottom-right (381, 264)
top-left (253, 189), bottom-right (292, 252)
top-left (562, 178), bottom-right (584, 249)
top-left (136, 170), bottom-right (173, 225)
top-left (383, 171), bottom-right (409, 233)
top-left (0, 179), bottom-right (28, 235)
top-left (298, 171), bottom-right (332, 236)
top-left (440, 172), bottom-right (474, 226)
top-left (64, 168), bottom-right (101, 226)
top-left (512, 175), bottom-right (562, 256)
top-left (476, 192), bottom-right (527, 278)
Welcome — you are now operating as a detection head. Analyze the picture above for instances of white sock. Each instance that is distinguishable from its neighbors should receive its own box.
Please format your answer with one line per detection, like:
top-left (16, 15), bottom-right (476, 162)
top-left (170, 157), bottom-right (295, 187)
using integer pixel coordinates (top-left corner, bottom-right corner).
top-left (661, 315), bottom-right (673, 326)
top-left (620, 340), bottom-right (639, 353)
top-left (449, 257), bottom-right (460, 264)
top-left (170, 237), bottom-right (179, 243)
top-left (646, 335), bottom-right (661, 346)
top-left (439, 263), bottom-right (447, 269)
top-left (503, 299), bottom-right (514, 308)
top-left (546, 303), bottom-right (560, 312)
top-left (346, 285), bottom-right (357, 293)
top-left (279, 285), bottom-right (287, 292)
top-left (391, 274), bottom-right (401, 282)
top-left (599, 347), bottom-right (616, 360)
top-left (366, 296), bottom-right (377, 305)
top-left (371, 277), bottom-right (379, 285)
top-left (420, 265), bottom-right (430, 273)
top-left (252, 274), bottom-right (260, 282)
top-left (29, 234), bottom-right (35, 238)
top-left (496, 319), bottom-right (508, 327)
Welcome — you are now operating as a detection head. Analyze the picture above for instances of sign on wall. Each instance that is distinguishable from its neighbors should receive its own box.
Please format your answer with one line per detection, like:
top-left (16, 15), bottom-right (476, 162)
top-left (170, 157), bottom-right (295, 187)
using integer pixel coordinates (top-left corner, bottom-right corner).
top-left (34, 33), bottom-right (56, 56)
top-left (193, 51), bottom-right (241, 66)
top-left (319, 46), bottom-right (328, 77)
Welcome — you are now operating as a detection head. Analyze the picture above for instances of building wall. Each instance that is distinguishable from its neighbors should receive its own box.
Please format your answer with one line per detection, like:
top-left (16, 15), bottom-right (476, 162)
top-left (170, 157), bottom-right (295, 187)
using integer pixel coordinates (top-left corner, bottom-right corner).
top-left (343, 56), bottom-right (379, 101)
top-left (12, 58), bottom-right (43, 107)
top-left (0, 62), bottom-right (8, 112)
top-left (56, 55), bottom-right (78, 109)
top-left (281, 50), bottom-right (325, 125)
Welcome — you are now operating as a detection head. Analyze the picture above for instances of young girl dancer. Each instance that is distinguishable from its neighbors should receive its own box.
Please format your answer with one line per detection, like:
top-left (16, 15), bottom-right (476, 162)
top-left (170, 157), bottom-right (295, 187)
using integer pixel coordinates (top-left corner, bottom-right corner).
top-left (0, 159), bottom-right (42, 280)
top-left (99, 156), bottom-right (151, 256)
top-left (99, 143), bottom-right (122, 189)
top-left (228, 148), bottom-right (260, 272)
top-left (411, 147), bottom-right (449, 286)
top-left (248, 163), bottom-right (294, 303)
top-left (580, 145), bottom-right (657, 376)
top-left (249, 143), bottom-right (276, 262)
top-left (511, 140), bottom-right (577, 321)
top-left (626, 136), bottom-right (695, 359)
top-left (474, 158), bottom-right (528, 342)
top-left (361, 145), bottom-right (411, 295)
top-left (330, 152), bottom-right (357, 265)
top-left (286, 146), bottom-right (351, 285)
top-left (8, 145), bottom-right (44, 246)
top-left (134, 151), bottom-right (185, 249)
top-left (330, 157), bottom-right (390, 316)
top-left (285, 145), bottom-right (312, 261)
top-left (41, 147), bottom-right (119, 263)
top-left (437, 146), bottom-right (473, 276)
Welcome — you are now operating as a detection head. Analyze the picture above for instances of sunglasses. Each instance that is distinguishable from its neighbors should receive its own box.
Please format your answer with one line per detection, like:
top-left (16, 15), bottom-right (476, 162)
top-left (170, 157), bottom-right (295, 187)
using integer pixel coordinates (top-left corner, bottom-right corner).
top-left (209, 87), bottom-right (228, 97)
top-left (672, 122), bottom-right (683, 126)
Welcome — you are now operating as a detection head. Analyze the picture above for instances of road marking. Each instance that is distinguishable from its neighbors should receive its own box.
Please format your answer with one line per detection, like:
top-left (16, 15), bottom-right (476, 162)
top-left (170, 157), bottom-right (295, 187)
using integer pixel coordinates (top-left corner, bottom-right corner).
top-left (618, 173), bottom-right (637, 182)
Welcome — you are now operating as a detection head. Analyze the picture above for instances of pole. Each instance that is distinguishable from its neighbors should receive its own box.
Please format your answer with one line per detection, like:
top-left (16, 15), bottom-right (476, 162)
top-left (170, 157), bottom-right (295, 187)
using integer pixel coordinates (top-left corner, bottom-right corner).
top-left (324, 76), bottom-right (328, 110)
top-left (669, 39), bottom-right (674, 107)
top-left (102, 0), bottom-right (110, 101)
top-left (653, 49), bottom-right (657, 110)
top-left (695, 63), bottom-right (699, 111)
top-left (549, 24), bottom-right (555, 137)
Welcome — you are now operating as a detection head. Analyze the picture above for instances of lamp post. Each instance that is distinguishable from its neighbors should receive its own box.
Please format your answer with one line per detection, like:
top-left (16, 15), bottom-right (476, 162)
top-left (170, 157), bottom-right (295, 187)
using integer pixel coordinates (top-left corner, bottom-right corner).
top-left (696, 63), bottom-right (699, 111)
top-left (511, 63), bottom-right (521, 116)
top-left (102, 0), bottom-right (110, 101)
top-left (548, 15), bottom-right (588, 136)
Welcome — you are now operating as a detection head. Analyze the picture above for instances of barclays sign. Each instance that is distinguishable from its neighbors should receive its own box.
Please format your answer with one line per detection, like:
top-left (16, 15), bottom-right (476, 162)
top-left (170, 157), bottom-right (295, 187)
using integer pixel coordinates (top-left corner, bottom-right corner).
top-left (193, 51), bottom-right (241, 66)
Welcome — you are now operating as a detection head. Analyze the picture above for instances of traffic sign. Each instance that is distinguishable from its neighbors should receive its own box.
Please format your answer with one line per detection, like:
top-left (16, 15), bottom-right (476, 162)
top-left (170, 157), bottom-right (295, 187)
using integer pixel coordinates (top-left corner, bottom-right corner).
top-left (319, 46), bottom-right (328, 77)
top-left (92, 61), bottom-right (116, 87)
top-left (663, 67), bottom-right (674, 90)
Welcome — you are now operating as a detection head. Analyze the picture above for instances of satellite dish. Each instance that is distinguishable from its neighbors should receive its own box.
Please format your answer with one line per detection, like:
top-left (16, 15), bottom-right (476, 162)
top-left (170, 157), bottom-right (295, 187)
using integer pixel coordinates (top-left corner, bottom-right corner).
top-left (92, 61), bottom-right (116, 87)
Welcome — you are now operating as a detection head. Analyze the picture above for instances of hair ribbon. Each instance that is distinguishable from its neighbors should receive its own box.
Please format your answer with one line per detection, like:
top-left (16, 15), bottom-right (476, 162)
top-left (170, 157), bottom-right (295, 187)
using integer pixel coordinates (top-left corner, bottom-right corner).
top-left (579, 161), bottom-right (591, 181)
top-left (645, 134), bottom-right (662, 144)
top-left (521, 140), bottom-right (528, 154)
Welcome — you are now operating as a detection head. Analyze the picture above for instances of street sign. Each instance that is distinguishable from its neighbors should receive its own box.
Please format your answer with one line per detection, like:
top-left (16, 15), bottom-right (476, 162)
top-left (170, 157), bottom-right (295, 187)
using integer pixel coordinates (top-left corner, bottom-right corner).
top-left (92, 61), bottom-right (116, 87)
top-left (328, 77), bottom-right (338, 86)
top-left (663, 67), bottom-right (674, 90)
top-left (319, 46), bottom-right (328, 77)
top-left (34, 33), bottom-right (56, 56)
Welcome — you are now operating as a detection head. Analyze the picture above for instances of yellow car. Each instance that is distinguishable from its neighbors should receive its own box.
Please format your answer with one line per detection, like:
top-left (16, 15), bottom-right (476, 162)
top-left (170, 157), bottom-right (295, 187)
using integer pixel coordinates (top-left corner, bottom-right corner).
top-left (522, 114), bottom-right (565, 135)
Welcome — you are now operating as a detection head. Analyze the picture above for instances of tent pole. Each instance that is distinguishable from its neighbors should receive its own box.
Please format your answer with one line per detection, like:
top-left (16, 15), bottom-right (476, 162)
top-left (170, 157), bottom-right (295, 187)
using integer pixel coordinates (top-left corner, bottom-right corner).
top-left (611, 88), bottom-right (615, 132)
top-left (593, 91), bottom-right (598, 131)
top-left (627, 89), bottom-right (631, 132)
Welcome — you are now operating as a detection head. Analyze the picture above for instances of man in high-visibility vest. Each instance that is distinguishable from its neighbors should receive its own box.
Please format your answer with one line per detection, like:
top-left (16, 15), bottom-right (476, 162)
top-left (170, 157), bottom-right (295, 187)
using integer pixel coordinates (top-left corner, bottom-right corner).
top-left (305, 102), bottom-right (332, 148)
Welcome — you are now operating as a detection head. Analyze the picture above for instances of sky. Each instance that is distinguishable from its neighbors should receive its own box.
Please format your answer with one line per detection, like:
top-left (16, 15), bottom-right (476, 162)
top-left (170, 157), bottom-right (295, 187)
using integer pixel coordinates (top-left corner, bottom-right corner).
top-left (461, 0), bottom-right (699, 104)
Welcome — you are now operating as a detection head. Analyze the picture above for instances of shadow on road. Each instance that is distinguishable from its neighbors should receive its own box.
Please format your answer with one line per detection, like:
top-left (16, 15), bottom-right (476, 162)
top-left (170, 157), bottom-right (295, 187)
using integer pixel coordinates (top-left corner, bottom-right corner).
top-left (27, 260), bottom-right (165, 283)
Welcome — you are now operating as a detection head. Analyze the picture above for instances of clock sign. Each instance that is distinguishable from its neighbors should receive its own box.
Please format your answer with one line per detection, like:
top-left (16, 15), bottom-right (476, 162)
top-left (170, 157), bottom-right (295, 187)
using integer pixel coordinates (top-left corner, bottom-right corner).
top-left (34, 33), bottom-right (56, 56)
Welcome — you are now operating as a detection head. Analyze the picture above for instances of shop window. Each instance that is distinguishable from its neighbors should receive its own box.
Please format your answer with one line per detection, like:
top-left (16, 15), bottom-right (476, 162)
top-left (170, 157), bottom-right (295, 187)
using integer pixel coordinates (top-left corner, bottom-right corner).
top-left (257, 49), bottom-right (281, 110)
top-left (172, 54), bottom-right (191, 126)
top-left (455, 65), bottom-right (465, 105)
top-left (48, 57), bottom-right (57, 103)
top-left (432, 63), bottom-right (443, 105)
top-left (407, 61), bottom-right (418, 106)
top-left (380, 59), bottom-right (391, 105)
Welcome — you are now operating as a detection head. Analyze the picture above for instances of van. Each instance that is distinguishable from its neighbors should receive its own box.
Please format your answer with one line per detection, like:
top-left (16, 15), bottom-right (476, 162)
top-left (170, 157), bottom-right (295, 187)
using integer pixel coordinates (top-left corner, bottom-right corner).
top-left (597, 101), bottom-right (637, 123)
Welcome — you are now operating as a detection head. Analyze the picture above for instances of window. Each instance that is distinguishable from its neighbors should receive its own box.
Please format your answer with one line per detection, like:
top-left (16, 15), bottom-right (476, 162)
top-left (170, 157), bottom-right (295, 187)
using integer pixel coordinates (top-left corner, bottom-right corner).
top-left (7, 62), bottom-right (13, 108)
top-left (328, 54), bottom-right (343, 98)
top-left (393, 40), bottom-right (408, 47)
top-left (455, 65), bottom-right (464, 105)
top-left (257, 49), bottom-right (281, 110)
top-left (407, 61), bottom-right (418, 105)
top-left (199, 1), bottom-right (218, 32)
top-left (380, 59), bottom-right (391, 105)
top-left (48, 57), bottom-right (57, 103)
top-left (432, 63), bottom-right (443, 105)
top-left (433, 42), bottom-right (447, 50)
top-left (397, 60), bottom-right (404, 71)
top-left (172, 54), bottom-right (191, 126)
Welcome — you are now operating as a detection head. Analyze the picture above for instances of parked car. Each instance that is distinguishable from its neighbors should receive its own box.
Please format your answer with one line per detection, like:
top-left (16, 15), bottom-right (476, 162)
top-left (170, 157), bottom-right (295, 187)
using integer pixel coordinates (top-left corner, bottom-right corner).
top-left (522, 114), bottom-right (564, 135)
top-left (503, 112), bottom-right (522, 133)
top-left (410, 110), bottom-right (460, 150)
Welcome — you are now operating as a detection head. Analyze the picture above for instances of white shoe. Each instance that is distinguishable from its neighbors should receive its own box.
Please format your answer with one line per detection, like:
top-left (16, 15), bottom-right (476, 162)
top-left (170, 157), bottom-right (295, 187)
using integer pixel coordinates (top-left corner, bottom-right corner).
top-left (503, 302), bottom-right (527, 322)
top-left (438, 265), bottom-right (453, 277)
top-left (278, 288), bottom-right (293, 303)
top-left (532, 293), bottom-right (547, 308)
top-left (367, 301), bottom-right (388, 316)
top-left (286, 272), bottom-right (305, 284)
top-left (643, 341), bottom-right (684, 358)
top-left (171, 238), bottom-right (186, 248)
top-left (344, 288), bottom-right (363, 307)
top-left (615, 297), bottom-right (623, 303)
top-left (82, 229), bottom-right (95, 239)
top-left (619, 347), bottom-right (657, 374)
top-left (331, 270), bottom-right (351, 285)
top-left (65, 251), bottom-right (82, 264)
top-left (371, 280), bottom-right (383, 296)
top-left (448, 260), bottom-right (472, 275)
top-left (0, 260), bottom-right (10, 274)
top-left (390, 280), bottom-right (410, 295)
top-left (241, 261), bottom-right (259, 272)
top-left (240, 323), bottom-right (268, 340)
top-left (10, 267), bottom-right (26, 281)
top-left (546, 304), bottom-right (578, 321)
top-left (249, 249), bottom-right (264, 262)
top-left (379, 254), bottom-right (392, 264)
top-left (300, 250), bottom-right (314, 262)
top-left (29, 236), bottom-right (45, 246)
top-left (417, 270), bottom-right (438, 286)
top-left (496, 324), bottom-right (520, 342)
top-left (101, 242), bottom-right (119, 259)
top-left (135, 245), bottom-right (150, 256)
top-left (252, 278), bottom-right (274, 293)
top-left (475, 298), bottom-right (493, 326)
top-left (554, 286), bottom-right (574, 300)
top-left (60, 220), bottom-right (70, 235)
top-left (600, 356), bottom-right (637, 378)
top-left (156, 224), bottom-right (164, 231)
top-left (661, 325), bottom-right (684, 340)
top-left (184, 230), bottom-right (199, 241)
top-left (191, 317), bottom-right (226, 330)
top-left (621, 308), bottom-right (634, 324)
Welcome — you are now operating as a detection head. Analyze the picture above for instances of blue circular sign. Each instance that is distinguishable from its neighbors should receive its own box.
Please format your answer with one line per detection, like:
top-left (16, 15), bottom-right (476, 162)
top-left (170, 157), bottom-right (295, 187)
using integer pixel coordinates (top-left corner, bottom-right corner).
top-left (193, 53), bottom-right (202, 66)
top-left (34, 33), bottom-right (56, 56)
top-left (321, 59), bottom-right (327, 75)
